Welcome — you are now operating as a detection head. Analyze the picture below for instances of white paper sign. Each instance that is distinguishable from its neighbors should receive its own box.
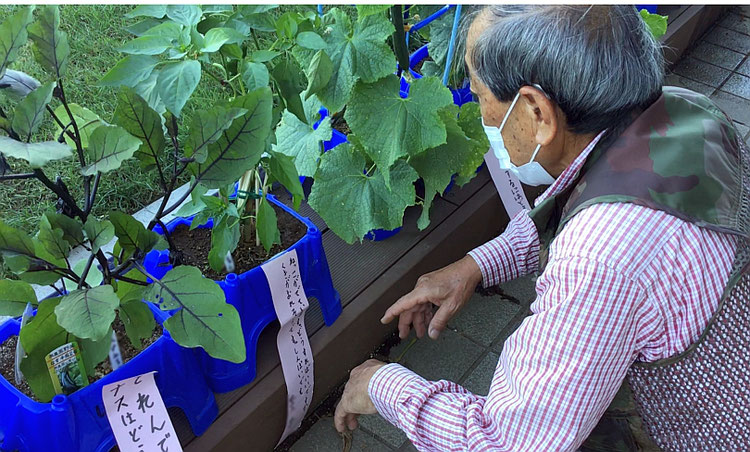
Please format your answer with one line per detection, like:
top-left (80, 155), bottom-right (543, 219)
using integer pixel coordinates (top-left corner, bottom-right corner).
top-left (261, 249), bottom-right (314, 445)
top-left (484, 149), bottom-right (531, 219)
top-left (102, 371), bottom-right (182, 452)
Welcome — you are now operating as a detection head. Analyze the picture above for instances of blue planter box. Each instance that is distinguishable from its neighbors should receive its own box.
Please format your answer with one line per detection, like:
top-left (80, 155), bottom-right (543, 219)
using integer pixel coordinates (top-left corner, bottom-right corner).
top-left (0, 306), bottom-right (217, 452)
top-left (143, 193), bottom-right (341, 393)
top-left (400, 44), bottom-right (473, 107)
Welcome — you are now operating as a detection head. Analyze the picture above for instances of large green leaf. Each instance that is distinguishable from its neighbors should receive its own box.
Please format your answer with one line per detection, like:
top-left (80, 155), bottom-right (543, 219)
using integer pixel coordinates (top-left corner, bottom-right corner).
top-left (304, 50), bottom-right (332, 99)
top-left (37, 213), bottom-right (70, 259)
top-left (144, 265), bottom-right (245, 363)
top-left (201, 27), bottom-right (247, 53)
top-left (166, 5), bottom-right (203, 27)
top-left (356, 5), bottom-right (390, 18)
top-left (256, 197), bottom-right (280, 253)
top-left (52, 103), bottom-right (106, 150)
top-left (185, 106), bottom-right (248, 163)
top-left (207, 213), bottom-right (240, 272)
top-left (190, 87), bottom-right (273, 188)
top-left (274, 109), bottom-right (331, 178)
top-left (455, 102), bottom-right (489, 185)
top-left (83, 217), bottom-right (114, 253)
top-left (54, 286), bottom-right (120, 341)
top-left (119, 35), bottom-right (173, 55)
top-left (125, 18), bottom-right (163, 36)
top-left (156, 60), bottom-right (201, 117)
top-left (109, 211), bottom-right (167, 259)
top-left (28, 5), bottom-right (69, 78)
top-left (81, 125), bottom-right (142, 176)
top-left (427, 13), bottom-right (452, 70)
top-left (266, 149), bottom-right (304, 210)
top-left (0, 136), bottom-right (72, 168)
top-left (99, 54), bottom-right (160, 87)
top-left (12, 81), bottom-right (55, 140)
top-left (308, 143), bottom-right (418, 243)
top-left (0, 6), bottom-right (34, 78)
top-left (296, 9), bottom-right (394, 113)
top-left (0, 220), bottom-right (64, 284)
top-left (271, 56), bottom-right (306, 124)
top-left (0, 279), bottom-right (37, 317)
top-left (72, 258), bottom-right (103, 287)
top-left (346, 75), bottom-right (452, 185)
top-left (240, 60), bottom-right (269, 92)
top-left (410, 105), bottom-right (487, 229)
top-left (115, 270), bottom-right (155, 350)
top-left (296, 31), bottom-right (327, 50)
top-left (126, 5), bottom-right (167, 19)
top-left (45, 212), bottom-right (84, 248)
top-left (640, 10), bottom-right (668, 40)
top-left (112, 86), bottom-right (166, 170)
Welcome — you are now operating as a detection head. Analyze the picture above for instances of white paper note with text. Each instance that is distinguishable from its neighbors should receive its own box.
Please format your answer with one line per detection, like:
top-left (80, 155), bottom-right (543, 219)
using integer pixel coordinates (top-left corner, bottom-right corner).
top-left (484, 149), bottom-right (531, 219)
top-left (261, 248), bottom-right (314, 446)
top-left (102, 371), bottom-right (182, 452)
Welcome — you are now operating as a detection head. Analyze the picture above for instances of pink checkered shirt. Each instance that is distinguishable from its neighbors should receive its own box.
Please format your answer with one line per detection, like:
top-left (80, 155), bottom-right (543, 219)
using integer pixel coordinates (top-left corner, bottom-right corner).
top-left (368, 131), bottom-right (739, 451)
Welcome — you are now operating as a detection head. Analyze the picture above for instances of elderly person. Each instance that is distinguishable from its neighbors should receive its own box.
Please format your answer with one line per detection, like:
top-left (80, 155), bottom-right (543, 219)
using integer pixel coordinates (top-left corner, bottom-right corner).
top-left (334, 5), bottom-right (750, 452)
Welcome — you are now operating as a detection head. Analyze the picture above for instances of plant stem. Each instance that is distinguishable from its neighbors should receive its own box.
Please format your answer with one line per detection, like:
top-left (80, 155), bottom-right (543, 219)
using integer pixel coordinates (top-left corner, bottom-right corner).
top-left (155, 219), bottom-right (178, 251)
top-left (78, 253), bottom-right (96, 289)
top-left (159, 177), bottom-right (201, 218)
top-left (0, 172), bottom-right (36, 181)
top-left (112, 274), bottom-right (149, 286)
top-left (33, 168), bottom-right (86, 219)
top-left (250, 29), bottom-right (262, 50)
top-left (255, 169), bottom-right (261, 247)
top-left (85, 172), bottom-right (101, 215)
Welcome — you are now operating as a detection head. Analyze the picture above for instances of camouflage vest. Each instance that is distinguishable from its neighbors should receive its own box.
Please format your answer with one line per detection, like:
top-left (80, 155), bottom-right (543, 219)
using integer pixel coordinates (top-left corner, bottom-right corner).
top-left (527, 87), bottom-right (750, 451)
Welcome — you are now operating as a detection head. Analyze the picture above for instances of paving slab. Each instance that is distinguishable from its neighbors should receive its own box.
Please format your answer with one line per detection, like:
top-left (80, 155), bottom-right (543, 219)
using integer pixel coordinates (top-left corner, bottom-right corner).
top-left (689, 41), bottom-right (746, 70)
top-left (461, 352), bottom-right (500, 396)
top-left (734, 121), bottom-right (750, 141)
top-left (396, 441), bottom-right (419, 451)
top-left (492, 307), bottom-right (532, 355)
top-left (497, 274), bottom-right (538, 305)
top-left (711, 90), bottom-right (750, 126)
top-left (738, 59), bottom-right (750, 77)
top-left (703, 26), bottom-right (750, 54)
top-left (359, 414), bottom-right (407, 449)
top-left (449, 294), bottom-right (520, 347)
top-left (672, 57), bottom-right (731, 87)
top-left (664, 74), bottom-right (715, 96)
top-left (388, 328), bottom-right (484, 382)
top-left (290, 417), bottom-right (392, 452)
top-left (720, 12), bottom-right (750, 36)
top-left (722, 73), bottom-right (750, 100)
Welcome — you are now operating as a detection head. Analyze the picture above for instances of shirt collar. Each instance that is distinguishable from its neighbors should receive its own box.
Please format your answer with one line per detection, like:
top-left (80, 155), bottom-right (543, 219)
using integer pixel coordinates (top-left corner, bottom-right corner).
top-left (534, 129), bottom-right (607, 207)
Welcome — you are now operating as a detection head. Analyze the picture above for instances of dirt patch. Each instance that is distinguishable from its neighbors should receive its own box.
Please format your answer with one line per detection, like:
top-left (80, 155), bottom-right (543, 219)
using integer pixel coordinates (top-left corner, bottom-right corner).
top-left (0, 317), bottom-right (161, 401)
top-left (330, 114), bottom-right (351, 136)
top-left (169, 204), bottom-right (307, 280)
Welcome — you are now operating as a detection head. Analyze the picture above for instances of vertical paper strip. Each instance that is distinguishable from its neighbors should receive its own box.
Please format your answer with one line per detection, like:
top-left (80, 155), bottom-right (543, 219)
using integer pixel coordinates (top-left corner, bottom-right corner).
top-left (484, 149), bottom-right (531, 218)
top-left (102, 371), bottom-right (182, 452)
top-left (261, 249), bottom-right (314, 445)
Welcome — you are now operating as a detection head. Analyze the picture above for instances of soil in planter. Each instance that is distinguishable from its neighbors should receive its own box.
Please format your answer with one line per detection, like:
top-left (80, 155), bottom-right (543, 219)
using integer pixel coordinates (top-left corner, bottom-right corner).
top-left (170, 204), bottom-right (307, 280)
top-left (0, 318), bottom-right (162, 402)
top-left (330, 114), bottom-right (351, 136)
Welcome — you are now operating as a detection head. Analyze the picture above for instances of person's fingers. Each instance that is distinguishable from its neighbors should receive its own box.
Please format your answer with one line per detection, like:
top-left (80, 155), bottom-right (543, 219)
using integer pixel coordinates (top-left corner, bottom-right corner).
top-left (381, 288), bottom-right (432, 324)
top-left (413, 308), bottom-right (426, 338)
top-left (334, 400), bottom-right (348, 433)
top-left (424, 306), bottom-right (434, 328)
top-left (428, 301), bottom-right (456, 339)
top-left (346, 413), bottom-right (359, 431)
top-left (397, 309), bottom-right (414, 339)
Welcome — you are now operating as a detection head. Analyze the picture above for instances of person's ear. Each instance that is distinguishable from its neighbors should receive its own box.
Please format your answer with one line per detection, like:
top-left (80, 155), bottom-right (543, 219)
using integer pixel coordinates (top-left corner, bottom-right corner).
top-left (519, 85), bottom-right (558, 146)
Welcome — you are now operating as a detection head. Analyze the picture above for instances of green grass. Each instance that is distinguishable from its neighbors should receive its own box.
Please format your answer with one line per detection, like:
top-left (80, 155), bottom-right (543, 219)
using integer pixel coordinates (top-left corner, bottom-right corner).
top-left (0, 5), bottom-right (234, 233)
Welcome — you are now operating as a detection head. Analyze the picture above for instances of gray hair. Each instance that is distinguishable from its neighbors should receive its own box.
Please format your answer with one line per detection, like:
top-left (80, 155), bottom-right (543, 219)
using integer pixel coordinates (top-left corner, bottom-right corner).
top-left (467, 5), bottom-right (665, 134)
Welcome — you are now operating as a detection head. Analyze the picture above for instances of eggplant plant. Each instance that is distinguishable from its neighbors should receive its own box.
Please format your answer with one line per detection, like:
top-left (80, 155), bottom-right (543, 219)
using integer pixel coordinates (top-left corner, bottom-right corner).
top-left (0, 5), bottom-right (279, 401)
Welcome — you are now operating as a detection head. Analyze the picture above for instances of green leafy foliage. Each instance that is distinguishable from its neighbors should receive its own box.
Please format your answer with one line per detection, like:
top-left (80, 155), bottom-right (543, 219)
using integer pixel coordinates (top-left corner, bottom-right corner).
top-left (116, 271), bottom-right (155, 350)
top-left (99, 54), bottom-right (160, 87)
top-left (52, 103), bottom-right (106, 149)
top-left (126, 5), bottom-right (167, 19)
top-left (304, 50), bottom-right (332, 99)
top-left (189, 87), bottom-right (273, 187)
top-left (640, 10), bottom-right (668, 40)
top-left (185, 106), bottom-right (248, 163)
top-left (81, 125), bottom-right (143, 176)
top-left (109, 211), bottom-right (167, 259)
top-left (28, 5), bottom-right (70, 78)
top-left (256, 197), bottom-right (280, 252)
top-left (206, 206), bottom-right (240, 272)
top-left (83, 217), bottom-right (114, 253)
top-left (166, 5), bottom-right (203, 27)
top-left (309, 143), bottom-right (418, 243)
top-left (0, 279), bottom-right (37, 316)
top-left (112, 86), bottom-right (165, 170)
top-left (346, 75), bottom-right (453, 185)
top-left (11, 81), bottom-right (55, 140)
top-left (144, 266), bottom-right (246, 363)
top-left (272, 56), bottom-right (307, 123)
top-left (37, 213), bottom-right (71, 259)
top-left (155, 60), bottom-right (201, 117)
top-left (0, 6), bottom-right (34, 78)
top-left (54, 286), bottom-right (120, 341)
top-left (266, 150), bottom-right (304, 211)
top-left (275, 109), bottom-right (331, 178)
top-left (0, 136), bottom-right (72, 168)
top-left (241, 60), bottom-right (270, 91)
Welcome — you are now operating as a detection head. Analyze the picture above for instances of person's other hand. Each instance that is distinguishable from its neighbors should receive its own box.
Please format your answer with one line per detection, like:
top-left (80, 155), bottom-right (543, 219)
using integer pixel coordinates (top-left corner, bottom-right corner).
top-left (381, 255), bottom-right (482, 340)
top-left (334, 359), bottom-right (386, 432)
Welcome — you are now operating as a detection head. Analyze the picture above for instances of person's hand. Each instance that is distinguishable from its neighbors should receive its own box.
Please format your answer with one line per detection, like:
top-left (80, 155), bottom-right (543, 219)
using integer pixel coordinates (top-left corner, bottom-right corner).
top-left (381, 255), bottom-right (482, 340)
top-left (334, 359), bottom-right (386, 432)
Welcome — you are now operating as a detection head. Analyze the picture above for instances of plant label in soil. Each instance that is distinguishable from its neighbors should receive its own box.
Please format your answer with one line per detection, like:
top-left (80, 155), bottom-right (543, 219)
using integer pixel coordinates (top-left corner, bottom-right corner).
top-left (108, 330), bottom-right (124, 371)
top-left (484, 149), bottom-right (531, 218)
top-left (102, 371), bottom-right (182, 452)
top-left (45, 342), bottom-right (89, 395)
top-left (15, 303), bottom-right (34, 385)
top-left (261, 249), bottom-right (314, 446)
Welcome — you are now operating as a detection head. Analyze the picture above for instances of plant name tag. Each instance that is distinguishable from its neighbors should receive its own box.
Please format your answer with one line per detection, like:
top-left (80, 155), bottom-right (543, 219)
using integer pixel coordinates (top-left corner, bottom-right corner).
top-left (484, 149), bottom-right (531, 219)
top-left (261, 248), bottom-right (314, 446)
top-left (102, 371), bottom-right (182, 452)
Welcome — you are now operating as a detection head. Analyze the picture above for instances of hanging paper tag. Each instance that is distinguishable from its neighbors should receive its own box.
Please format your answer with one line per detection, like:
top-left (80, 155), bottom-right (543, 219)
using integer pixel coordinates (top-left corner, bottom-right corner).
top-left (102, 371), bottom-right (182, 452)
top-left (484, 149), bottom-right (531, 219)
top-left (261, 249), bottom-right (314, 446)
top-left (14, 302), bottom-right (34, 385)
top-left (45, 341), bottom-right (88, 395)
top-left (109, 330), bottom-right (124, 371)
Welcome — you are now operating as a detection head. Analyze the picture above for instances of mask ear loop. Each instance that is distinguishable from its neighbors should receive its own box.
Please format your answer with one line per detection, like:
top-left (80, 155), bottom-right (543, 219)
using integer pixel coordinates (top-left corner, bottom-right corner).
top-left (498, 91), bottom-right (522, 131)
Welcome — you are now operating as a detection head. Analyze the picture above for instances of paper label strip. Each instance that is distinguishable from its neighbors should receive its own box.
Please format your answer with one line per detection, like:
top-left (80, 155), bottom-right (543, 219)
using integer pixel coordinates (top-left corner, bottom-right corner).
top-left (484, 149), bottom-right (531, 219)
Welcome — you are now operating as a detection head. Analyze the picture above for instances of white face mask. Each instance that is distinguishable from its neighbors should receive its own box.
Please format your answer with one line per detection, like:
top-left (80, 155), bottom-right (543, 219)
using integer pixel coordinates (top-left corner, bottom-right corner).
top-left (482, 90), bottom-right (555, 186)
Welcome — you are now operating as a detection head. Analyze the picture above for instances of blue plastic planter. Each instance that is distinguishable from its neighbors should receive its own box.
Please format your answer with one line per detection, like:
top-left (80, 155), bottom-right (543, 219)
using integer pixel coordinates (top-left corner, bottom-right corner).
top-left (0, 306), bottom-right (217, 452)
top-left (143, 194), bottom-right (341, 393)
